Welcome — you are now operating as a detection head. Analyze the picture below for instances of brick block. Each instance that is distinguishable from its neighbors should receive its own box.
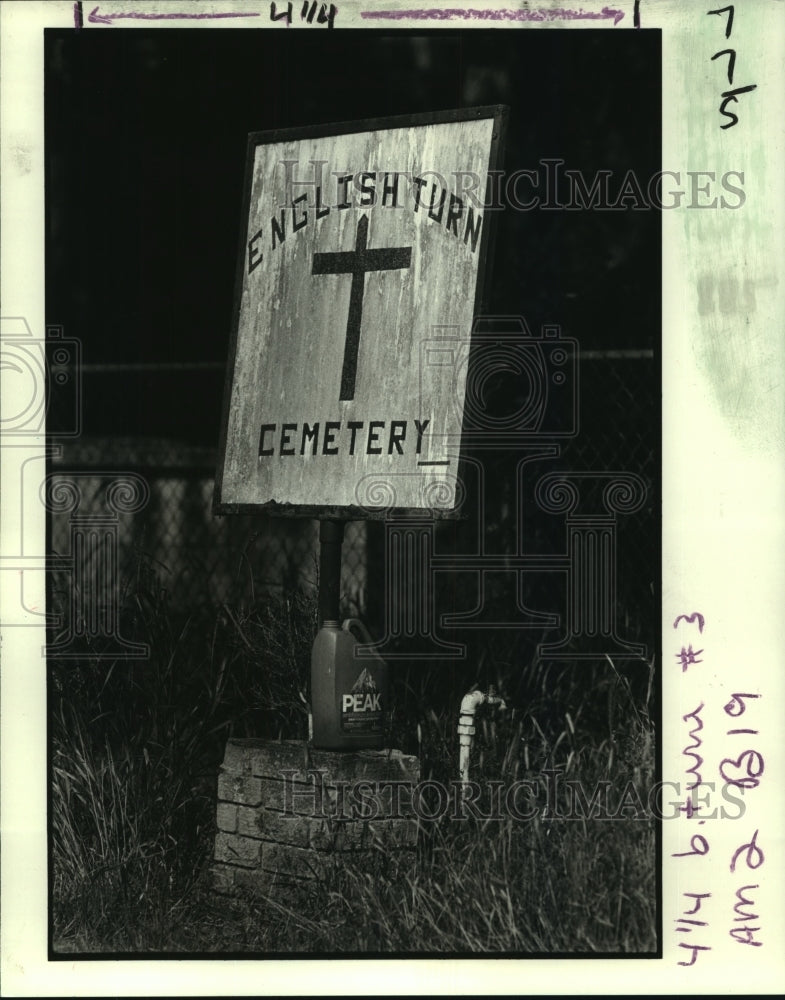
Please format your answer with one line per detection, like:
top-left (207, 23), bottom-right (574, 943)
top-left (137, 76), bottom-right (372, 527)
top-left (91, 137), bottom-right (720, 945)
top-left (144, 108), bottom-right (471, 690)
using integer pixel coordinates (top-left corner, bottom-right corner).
top-left (237, 805), bottom-right (311, 848)
top-left (213, 740), bottom-right (421, 902)
top-left (214, 832), bottom-right (262, 869)
top-left (259, 776), bottom-right (321, 813)
top-left (235, 804), bottom-right (264, 839)
top-left (272, 774), bottom-right (329, 817)
top-left (221, 741), bottom-right (253, 775)
top-left (217, 772), bottom-right (262, 807)
top-left (231, 739), bottom-right (311, 778)
top-left (216, 802), bottom-right (238, 833)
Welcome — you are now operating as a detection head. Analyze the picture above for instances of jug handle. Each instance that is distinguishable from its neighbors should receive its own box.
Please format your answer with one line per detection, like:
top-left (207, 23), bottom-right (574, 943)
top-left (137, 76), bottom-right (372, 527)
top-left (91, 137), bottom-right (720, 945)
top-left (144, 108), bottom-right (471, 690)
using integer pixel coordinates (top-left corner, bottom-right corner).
top-left (342, 617), bottom-right (374, 645)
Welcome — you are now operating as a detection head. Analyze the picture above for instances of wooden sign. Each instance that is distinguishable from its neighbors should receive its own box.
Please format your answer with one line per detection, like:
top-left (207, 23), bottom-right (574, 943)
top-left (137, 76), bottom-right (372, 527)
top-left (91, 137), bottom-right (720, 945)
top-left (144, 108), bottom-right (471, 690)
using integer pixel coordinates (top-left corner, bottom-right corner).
top-left (215, 106), bottom-right (506, 517)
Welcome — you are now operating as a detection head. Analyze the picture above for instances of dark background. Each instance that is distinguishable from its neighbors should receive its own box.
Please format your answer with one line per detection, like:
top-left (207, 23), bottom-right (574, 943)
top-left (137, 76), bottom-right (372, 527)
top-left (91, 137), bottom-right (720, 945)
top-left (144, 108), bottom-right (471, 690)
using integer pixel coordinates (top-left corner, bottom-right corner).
top-left (46, 28), bottom-right (660, 444)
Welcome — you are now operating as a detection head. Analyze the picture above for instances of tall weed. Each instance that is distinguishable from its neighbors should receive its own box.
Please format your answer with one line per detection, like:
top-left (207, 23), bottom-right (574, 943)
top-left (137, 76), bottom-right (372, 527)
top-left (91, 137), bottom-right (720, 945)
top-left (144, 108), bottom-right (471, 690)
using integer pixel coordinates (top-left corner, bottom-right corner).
top-left (51, 557), bottom-right (656, 954)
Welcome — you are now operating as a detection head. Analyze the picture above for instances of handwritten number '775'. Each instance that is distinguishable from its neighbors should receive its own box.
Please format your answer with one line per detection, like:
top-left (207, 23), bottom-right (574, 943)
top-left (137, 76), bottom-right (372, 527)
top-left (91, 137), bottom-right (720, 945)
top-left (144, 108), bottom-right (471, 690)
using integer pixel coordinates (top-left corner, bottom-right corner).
top-left (707, 6), bottom-right (757, 129)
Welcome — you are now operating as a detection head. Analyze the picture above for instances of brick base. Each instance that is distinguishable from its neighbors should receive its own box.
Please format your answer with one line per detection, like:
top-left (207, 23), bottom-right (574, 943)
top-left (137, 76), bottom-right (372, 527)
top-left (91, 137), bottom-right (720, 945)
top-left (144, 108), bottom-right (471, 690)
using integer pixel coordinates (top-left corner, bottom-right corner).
top-left (212, 739), bottom-right (420, 899)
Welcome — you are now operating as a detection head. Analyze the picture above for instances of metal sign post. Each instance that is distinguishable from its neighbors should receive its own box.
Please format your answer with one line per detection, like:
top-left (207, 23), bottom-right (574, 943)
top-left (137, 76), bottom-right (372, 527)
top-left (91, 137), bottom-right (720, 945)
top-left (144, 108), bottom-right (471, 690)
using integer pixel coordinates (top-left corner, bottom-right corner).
top-left (317, 518), bottom-right (344, 628)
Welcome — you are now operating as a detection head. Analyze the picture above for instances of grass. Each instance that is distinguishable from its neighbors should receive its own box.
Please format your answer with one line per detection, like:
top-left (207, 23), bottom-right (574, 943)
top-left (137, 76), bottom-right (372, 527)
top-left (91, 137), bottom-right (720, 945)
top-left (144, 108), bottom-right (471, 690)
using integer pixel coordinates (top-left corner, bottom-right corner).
top-left (50, 558), bottom-right (657, 955)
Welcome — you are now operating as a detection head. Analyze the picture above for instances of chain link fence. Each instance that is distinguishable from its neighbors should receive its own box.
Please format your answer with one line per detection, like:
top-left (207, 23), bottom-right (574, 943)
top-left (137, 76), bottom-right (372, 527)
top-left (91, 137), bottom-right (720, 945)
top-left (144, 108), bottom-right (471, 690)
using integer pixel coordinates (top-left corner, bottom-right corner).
top-left (48, 443), bottom-right (370, 616)
top-left (47, 350), bottom-right (656, 660)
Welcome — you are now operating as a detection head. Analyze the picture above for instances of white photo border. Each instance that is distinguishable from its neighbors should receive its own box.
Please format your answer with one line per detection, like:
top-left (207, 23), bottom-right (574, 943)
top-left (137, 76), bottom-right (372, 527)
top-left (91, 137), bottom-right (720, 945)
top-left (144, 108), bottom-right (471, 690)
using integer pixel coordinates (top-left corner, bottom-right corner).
top-left (1, 0), bottom-right (783, 995)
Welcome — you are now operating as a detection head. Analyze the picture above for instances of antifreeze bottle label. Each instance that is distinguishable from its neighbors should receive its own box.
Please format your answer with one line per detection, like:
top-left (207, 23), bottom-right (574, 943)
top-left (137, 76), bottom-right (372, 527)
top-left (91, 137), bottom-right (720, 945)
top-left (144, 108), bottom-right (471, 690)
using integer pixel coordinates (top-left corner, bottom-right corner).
top-left (341, 667), bottom-right (383, 733)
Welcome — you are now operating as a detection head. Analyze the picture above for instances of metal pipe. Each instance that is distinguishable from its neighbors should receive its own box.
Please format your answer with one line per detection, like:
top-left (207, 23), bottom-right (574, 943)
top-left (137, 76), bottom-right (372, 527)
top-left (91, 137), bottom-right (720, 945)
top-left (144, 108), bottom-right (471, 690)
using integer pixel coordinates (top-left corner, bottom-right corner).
top-left (457, 687), bottom-right (507, 785)
top-left (317, 519), bottom-right (345, 627)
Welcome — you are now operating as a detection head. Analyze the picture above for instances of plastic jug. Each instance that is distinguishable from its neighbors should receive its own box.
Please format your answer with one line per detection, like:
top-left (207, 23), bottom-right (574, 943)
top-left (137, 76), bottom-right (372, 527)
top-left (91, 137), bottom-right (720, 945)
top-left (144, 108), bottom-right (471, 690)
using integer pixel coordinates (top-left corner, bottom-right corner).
top-left (310, 618), bottom-right (389, 750)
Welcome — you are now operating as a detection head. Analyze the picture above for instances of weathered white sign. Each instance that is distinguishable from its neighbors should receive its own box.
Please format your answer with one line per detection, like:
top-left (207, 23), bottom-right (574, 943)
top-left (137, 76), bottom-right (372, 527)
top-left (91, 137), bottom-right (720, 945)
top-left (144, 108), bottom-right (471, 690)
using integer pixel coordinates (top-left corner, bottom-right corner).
top-left (215, 107), bottom-right (506, 516)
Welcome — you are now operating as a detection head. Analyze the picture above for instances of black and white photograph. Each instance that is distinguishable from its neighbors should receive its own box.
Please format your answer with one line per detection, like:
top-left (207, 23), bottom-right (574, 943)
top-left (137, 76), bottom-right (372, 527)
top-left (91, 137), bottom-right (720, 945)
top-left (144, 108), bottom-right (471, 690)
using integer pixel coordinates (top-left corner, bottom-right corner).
top-left (43, 20), bottom-right (660, 957)
top-left (1, 0), bottom-right (783, 994)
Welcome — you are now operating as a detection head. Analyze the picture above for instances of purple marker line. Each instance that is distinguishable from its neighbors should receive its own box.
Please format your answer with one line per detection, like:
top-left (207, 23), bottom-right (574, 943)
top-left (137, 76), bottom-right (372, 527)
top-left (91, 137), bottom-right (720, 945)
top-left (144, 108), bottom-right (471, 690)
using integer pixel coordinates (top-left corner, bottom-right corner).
top-left (88, 5), bottom-right (261, 25)
top-left (360, 6), bottom-right (625, 26)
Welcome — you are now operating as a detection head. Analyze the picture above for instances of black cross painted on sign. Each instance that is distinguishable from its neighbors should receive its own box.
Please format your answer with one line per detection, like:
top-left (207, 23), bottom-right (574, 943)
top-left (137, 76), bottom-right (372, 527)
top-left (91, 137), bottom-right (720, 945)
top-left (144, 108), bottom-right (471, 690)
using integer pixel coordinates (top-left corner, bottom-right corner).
top-left (312, 214), bottom-right (412, 401)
